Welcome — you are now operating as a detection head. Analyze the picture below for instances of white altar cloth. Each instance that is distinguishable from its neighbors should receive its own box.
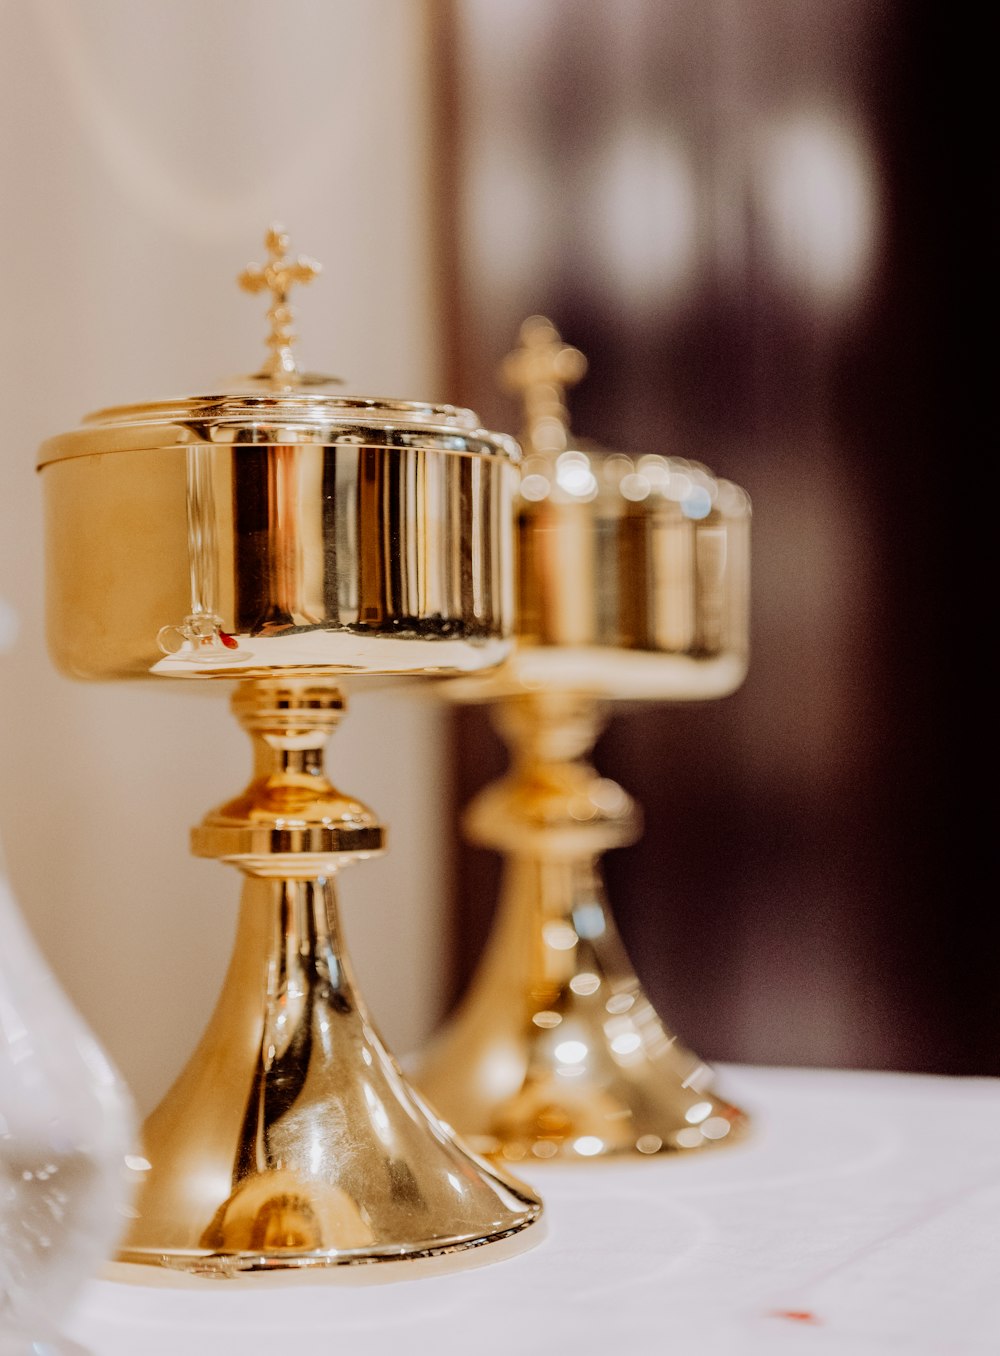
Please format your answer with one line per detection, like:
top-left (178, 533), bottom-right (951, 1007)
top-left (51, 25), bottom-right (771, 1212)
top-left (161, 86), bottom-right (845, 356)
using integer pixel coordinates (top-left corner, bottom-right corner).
top-left (65, 1064), bottom-right (1000, 1356)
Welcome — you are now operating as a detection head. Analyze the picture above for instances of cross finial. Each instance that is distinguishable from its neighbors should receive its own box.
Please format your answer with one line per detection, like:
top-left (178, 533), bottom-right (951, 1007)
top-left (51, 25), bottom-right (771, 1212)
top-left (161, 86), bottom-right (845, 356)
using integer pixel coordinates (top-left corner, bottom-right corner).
top-left (239, 225), bottom-right (321, 383)
top-left (499, 315), bottom-right (587, 454)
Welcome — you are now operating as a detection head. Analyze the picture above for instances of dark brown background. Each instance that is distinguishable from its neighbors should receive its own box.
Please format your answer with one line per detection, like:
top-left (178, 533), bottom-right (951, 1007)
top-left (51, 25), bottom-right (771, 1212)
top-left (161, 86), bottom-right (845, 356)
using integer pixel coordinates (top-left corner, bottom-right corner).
top-left (429, 0), bottom-right (989, 1074)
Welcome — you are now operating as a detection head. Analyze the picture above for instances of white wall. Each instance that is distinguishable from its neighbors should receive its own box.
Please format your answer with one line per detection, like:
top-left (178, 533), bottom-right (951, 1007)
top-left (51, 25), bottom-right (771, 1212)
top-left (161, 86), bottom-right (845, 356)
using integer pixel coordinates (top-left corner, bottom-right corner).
top-left (0, 0), bottom-right (450, 1115)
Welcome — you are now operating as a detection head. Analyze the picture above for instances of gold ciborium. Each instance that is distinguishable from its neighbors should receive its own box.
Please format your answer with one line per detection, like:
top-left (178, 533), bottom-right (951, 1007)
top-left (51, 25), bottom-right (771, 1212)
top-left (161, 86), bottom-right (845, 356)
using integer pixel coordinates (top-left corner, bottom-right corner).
top-left (412, 317), bottom-right (752, 1163)
top-left (35, 228), bottom-right (540, 1274)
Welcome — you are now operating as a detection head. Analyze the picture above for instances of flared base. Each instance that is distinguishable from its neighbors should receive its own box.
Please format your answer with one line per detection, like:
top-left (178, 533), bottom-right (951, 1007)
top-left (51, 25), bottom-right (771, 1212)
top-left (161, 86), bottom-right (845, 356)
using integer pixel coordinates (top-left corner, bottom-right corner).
top-left (119, 875), bottom-right (541, 1274)
top-left (117, 1216), bottom-right (540, 1277)
top-left (412, 856), bottom-right (750, 1164)
top-left (415, 987), bottom-right (749, 1165)
top-left (109, 1220), bottom-right (545, 1284)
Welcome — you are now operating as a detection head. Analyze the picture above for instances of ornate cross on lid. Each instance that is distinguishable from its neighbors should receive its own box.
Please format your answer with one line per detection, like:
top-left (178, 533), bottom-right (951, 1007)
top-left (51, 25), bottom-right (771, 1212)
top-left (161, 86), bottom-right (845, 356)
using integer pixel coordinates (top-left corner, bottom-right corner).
top-left (499, 315), bottom-right (587, 455)
top-left (239, 225), bottom-right (321, 383)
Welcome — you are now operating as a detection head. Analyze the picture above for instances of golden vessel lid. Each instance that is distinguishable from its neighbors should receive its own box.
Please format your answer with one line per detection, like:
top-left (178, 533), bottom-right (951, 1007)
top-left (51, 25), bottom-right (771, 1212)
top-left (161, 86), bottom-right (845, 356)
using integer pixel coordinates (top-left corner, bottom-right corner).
top-left (501, 314), bottom-right (750, 520)
top-left (37, 226), bottom-right (519, 469)
top-left (439, 316), bottom-right (752, 704)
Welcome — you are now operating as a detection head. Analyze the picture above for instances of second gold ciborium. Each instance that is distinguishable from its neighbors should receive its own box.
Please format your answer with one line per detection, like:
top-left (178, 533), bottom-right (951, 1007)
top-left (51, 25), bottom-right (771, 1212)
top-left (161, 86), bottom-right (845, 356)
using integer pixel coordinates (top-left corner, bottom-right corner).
top-left (35, 229), bottom-right (541, 1274)
top-left (412, 317), bottom-right (752, 1163)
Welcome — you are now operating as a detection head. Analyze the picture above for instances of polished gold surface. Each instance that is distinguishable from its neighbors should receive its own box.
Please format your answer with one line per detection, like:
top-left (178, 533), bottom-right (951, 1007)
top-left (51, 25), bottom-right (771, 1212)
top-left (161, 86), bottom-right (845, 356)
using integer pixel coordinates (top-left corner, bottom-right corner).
top-left (190, 682), bottom-right (385, 867)
top-left (413, 318), bottom-right (751, 1158)
top-left (238, 224), bottom-right (321, 382)
top-left (120, 682), bottom-right (540, 1273)
top-left (414, 693), bottom-right (747, 1160)
top-left (446, 319), bottom-right (750, 704)
top-left (37, 238), bottom-right (540, 1272)
top-left (39, 417), bottom-right (518, 682)
top-left (37, 225), bottom-right (518, 684)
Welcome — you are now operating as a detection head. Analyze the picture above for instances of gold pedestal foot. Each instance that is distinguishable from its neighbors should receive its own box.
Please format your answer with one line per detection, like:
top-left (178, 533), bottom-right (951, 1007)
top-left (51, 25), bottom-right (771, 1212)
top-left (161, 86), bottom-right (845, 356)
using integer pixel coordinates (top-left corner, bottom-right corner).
top-left (120, 681), bottom-right (540, 1274)
top-left (413, 692), bottom-right (749, 1163)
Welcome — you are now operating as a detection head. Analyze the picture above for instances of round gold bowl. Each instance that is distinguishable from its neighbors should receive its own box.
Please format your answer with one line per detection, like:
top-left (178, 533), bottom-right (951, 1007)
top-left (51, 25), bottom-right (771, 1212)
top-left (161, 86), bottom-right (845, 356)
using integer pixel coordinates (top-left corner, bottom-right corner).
top-left (38, 388), bottom-right (518, 683)
top-left (492, 438), bottom-right (751, 701)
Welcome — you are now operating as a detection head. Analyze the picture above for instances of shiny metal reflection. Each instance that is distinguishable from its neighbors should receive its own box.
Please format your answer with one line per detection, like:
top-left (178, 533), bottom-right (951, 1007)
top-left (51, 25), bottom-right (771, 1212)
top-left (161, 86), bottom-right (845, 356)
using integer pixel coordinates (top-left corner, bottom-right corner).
top-left (36, 233), bottom-right (539, 1271)
top-left (119, 681), bottom-right (540, 1272)
top-left (39, 411), bottom-right (518, 682)
top-left (412, 318), bottom-right (751, 1160)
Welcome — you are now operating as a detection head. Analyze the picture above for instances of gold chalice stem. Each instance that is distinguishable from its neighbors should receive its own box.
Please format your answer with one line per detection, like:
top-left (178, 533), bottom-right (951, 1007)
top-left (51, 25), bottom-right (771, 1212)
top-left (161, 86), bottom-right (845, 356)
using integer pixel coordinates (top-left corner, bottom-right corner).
top-left (118, 680), bottom-right (539, 1273)
top-left (414, 691), bottom-right (749, 1162)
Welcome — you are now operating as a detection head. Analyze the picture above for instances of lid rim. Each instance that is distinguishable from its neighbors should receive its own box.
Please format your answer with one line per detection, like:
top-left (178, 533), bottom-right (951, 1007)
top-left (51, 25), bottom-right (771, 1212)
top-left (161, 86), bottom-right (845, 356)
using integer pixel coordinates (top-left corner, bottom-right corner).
top-left (80, 390), bottom-right (483, 428)
top-left (36, 392), bottom-right (522, 468)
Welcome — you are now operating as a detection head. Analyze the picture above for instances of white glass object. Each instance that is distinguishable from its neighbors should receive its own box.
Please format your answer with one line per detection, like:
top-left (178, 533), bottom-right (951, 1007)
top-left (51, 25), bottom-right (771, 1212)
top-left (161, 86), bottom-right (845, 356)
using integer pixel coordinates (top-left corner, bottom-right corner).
top-left (1, 601), bottom-right (139, 1355)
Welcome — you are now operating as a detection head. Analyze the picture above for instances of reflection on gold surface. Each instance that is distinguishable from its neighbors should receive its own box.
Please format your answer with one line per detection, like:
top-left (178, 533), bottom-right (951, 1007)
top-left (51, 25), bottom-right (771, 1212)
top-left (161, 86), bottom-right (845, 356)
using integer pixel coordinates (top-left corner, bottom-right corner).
top-left (412, 319), bottom-right (752, 1159)
top-left (201, 1168), bottom-right (375, 1255)
top-left (36, 240), bottom-right (540, 1272)
top-left (444, 321), bottom-right (750, 704)
top-left (117, 681), bottom-right (542, 1272)
top-left (40, 433), bottom-right (519, 682)
top-left (38, 228), bottom-right (520, 683)
top-left (414, 693), bottom-right (747, 1159)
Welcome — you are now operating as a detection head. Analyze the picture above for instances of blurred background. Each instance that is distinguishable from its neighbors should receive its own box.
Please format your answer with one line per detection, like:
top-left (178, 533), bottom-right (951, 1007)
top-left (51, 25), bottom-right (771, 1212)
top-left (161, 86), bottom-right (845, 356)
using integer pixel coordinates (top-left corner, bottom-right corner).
top-left (436, 0), bottom-right (987, 1076)
top-left (0, 0), bottom-right (986, 1126)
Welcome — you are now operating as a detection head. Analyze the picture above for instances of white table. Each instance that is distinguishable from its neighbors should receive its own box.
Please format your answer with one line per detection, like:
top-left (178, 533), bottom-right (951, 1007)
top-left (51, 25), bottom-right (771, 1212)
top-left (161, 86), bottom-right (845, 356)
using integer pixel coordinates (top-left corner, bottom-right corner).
top-left (65, 1065), bottom-right (1000, 1355)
